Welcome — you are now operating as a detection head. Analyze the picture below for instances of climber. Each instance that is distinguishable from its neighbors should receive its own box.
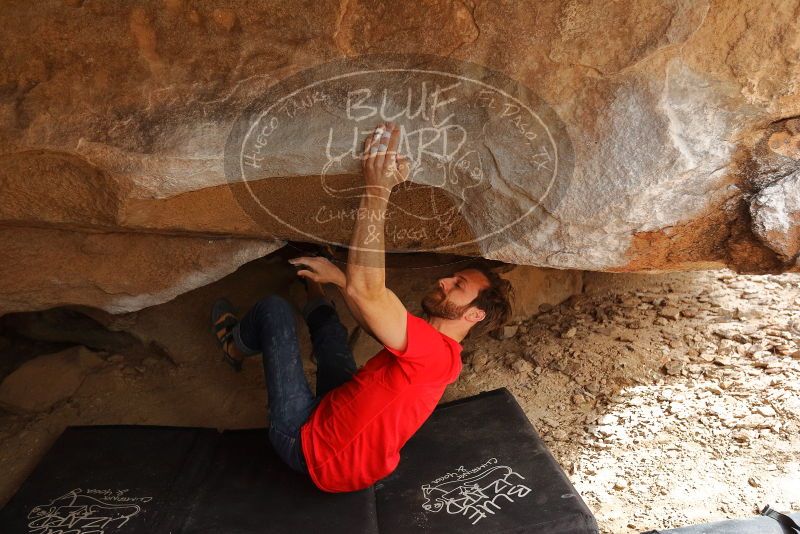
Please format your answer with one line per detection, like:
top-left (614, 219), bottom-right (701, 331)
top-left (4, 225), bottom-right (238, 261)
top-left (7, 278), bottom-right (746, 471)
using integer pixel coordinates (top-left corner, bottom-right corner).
top-left (210, 121), bottom-right (514, 493)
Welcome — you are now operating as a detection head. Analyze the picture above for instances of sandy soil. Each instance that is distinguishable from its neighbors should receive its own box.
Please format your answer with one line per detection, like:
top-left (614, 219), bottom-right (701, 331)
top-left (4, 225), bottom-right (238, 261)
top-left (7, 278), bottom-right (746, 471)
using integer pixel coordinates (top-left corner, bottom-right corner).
top-left (0, 261), bottom-right (798, 533)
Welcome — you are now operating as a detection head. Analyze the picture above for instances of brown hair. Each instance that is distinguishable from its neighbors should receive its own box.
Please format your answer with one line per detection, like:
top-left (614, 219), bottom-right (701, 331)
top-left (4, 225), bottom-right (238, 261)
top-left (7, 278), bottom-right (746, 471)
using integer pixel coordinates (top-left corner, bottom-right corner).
top-left (458, 259), bottom-right (515, 340)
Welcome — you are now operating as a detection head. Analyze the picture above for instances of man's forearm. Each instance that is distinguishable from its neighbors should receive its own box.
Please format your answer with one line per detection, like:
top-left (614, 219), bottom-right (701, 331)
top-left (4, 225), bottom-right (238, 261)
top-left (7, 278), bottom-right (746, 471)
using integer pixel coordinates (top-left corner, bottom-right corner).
top-left (346, 190), bottom-right (391, 296)
top-left (317, 261), bottom-right (376, 337)
top-left (335, 284), bottom-right (376, 337)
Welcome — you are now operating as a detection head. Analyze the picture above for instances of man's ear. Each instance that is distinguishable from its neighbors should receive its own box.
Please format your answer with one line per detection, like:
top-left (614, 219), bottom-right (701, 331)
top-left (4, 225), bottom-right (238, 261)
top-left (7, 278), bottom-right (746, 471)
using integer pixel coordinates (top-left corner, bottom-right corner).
top-left (465, 307), bottom-right (486, 324)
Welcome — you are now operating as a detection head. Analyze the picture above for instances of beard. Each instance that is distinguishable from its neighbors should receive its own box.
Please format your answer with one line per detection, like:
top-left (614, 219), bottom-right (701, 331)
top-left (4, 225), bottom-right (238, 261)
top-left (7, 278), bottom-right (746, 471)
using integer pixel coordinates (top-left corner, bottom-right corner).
top-left (421, 287), bottom-right (472, 320)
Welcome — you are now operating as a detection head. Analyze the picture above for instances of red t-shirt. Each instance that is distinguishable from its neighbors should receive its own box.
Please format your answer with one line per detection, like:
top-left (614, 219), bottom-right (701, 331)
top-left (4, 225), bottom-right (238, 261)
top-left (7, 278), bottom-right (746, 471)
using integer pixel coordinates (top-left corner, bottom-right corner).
top-left (300, 310), bottom-right (462, 493)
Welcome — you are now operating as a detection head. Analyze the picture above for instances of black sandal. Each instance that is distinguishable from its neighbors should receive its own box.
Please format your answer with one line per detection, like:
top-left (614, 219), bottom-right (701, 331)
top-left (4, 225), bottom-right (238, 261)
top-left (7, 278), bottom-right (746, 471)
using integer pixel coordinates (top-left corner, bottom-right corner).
top-left (211, 298), bottom-right (243, 372)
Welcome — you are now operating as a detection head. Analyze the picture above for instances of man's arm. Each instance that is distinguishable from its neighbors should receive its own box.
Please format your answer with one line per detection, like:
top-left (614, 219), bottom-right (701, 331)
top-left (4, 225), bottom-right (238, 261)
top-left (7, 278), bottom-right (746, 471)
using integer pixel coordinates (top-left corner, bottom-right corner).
top-left (333, 274), bottom-right (379, 340)
top-left (344, 122), bottom-right (411, 352)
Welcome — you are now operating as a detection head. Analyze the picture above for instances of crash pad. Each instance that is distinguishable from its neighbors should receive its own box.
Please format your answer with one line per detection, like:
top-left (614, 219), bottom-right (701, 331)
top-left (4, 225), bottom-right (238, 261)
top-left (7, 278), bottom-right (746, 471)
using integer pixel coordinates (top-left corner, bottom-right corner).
top-left (377, 388), bottom-right (598, 533)
top-left (0, 388), bottom-right (597, 533)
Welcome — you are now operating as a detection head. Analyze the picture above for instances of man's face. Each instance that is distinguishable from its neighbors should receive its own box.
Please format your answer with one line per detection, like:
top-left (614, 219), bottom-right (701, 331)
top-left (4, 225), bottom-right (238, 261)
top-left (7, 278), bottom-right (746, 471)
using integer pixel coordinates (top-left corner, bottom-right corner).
top-left (421, 269), bottom-right (490, 320)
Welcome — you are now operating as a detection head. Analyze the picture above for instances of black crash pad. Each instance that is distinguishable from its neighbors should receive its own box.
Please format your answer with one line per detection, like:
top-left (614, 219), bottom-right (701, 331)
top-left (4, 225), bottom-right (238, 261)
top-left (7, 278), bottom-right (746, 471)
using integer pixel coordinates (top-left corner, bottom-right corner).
top-left (0, 388), bottom-right (597, 533)
top-left (180, 429), bottom-right (377, 534)
top-left (0, 426), bottom-right (376, 534)
top-left (377, 388), bottom-right (598, 533)
top-left (0, 426), bottom-right (213, 533)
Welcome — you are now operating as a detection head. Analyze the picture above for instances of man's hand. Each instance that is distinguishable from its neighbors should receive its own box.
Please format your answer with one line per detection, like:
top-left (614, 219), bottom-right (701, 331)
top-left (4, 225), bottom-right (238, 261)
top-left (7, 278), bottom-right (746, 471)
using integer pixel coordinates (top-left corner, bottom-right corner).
top-left (361, 122), bottom-right (410, 195)
top-left (289, 256), bottom-right (347, 288)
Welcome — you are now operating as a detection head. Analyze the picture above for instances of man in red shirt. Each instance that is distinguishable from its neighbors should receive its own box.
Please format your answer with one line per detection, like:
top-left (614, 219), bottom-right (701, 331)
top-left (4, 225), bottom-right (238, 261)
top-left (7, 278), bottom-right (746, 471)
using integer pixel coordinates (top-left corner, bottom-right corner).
top-left (212, 122), bottom-right (514, 492)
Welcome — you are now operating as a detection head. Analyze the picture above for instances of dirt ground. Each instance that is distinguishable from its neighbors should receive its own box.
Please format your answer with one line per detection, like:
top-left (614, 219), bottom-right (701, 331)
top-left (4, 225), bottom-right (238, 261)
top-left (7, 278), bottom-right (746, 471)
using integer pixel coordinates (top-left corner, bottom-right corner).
top-left (450, 270), bottom-right (800, 532)
top-left (0, 258), bottom-right (798, 533)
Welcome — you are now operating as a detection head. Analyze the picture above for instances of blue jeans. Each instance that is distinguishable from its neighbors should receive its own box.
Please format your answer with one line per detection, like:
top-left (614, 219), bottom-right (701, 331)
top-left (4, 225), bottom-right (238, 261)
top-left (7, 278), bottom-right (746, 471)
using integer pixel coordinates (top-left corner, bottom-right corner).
top-left (231, 294), bottom-right (357, 475)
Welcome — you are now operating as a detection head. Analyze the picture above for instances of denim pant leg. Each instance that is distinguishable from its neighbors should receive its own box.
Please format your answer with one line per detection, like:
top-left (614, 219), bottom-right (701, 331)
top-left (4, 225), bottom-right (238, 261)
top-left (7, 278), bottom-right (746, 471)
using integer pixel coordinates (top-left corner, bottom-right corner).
top-left (234, 294), bottom-right (318, 474)
top-left (302, 296), bottom-right (358, 398)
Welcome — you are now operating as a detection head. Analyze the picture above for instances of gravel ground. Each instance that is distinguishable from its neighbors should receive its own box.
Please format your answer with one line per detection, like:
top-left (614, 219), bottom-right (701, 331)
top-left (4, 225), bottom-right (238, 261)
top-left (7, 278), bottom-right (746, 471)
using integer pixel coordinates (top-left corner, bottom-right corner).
top-left (445, 270), bottom-right (800, 532)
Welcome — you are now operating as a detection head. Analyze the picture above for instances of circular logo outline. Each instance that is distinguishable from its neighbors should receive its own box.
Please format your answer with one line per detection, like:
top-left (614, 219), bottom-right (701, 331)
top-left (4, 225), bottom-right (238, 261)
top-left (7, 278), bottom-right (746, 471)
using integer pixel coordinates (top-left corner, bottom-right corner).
top-left (224, 53), bottom-right (574, 256)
